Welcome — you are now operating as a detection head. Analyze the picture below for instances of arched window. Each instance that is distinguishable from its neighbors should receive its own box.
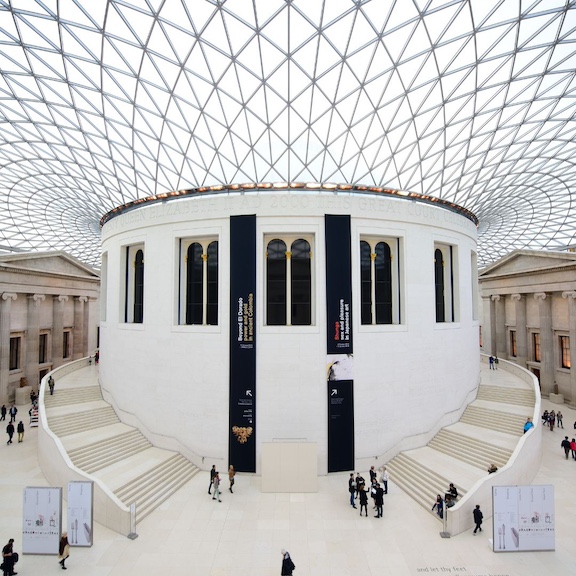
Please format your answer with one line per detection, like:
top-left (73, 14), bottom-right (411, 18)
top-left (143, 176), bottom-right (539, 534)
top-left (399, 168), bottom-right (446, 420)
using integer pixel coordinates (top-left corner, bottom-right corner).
top-left (180, 238), bottom-right (219, 325)
top-left (434, 243), bottom-right (457, 323)
top-left (359, 238), bottom-right (400, 325)
top-left (434, 248), bottom-right (445, 322)
top-left (206, 241), bottom-right (219, 325)
top-left (375, 241), bottom-right (392, 324)
top-left (124, 244), bottom-right (145, 323)
top-left (266, 239), bottom-right (287, 325)
top-left (291, 239), bottom-right (311, 325)
top-left (134, 249), bottom-right (144, 323)
top-left (266, 236), bottom-right (313, 326)
top-left (186, 243), bottom-right (203, 324)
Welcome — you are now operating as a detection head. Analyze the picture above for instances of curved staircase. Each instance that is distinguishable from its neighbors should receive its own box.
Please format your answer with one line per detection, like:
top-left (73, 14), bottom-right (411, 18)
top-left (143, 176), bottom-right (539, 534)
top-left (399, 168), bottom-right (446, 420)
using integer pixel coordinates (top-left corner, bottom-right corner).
top-left (44, 384), bottom-right (199, 523)
top-left (386, 383), bottom-right (536, 519)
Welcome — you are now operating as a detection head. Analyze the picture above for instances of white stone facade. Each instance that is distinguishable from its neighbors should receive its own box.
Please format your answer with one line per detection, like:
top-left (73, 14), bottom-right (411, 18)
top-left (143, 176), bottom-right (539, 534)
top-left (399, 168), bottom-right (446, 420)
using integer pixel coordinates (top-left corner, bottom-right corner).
top-left (100, 190), bottom-right (479, 473)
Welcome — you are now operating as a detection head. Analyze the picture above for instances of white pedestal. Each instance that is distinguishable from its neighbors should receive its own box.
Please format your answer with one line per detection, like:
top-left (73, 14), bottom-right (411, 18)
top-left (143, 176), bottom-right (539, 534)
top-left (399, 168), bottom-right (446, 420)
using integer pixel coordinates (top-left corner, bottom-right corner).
top-left (15, 385), bottom-right (32, 406)
top-left (549, 393), bottom-right (564, 404)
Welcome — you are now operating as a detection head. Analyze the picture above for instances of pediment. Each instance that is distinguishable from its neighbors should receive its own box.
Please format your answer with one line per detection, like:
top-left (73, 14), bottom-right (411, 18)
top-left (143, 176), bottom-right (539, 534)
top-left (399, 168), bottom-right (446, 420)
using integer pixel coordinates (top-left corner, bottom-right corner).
top-left (480, 249), bottom-right (576, 278)
top-left (0, 251), bottom-right (99, 278)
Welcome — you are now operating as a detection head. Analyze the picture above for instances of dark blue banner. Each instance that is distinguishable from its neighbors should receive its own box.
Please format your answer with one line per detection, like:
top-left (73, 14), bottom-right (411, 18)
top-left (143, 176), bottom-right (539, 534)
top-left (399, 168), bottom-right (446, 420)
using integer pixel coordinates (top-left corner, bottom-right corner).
top-left (325, 214), bottom-right (355, 472)
top-left (229, 215), bottom-right (256, 472)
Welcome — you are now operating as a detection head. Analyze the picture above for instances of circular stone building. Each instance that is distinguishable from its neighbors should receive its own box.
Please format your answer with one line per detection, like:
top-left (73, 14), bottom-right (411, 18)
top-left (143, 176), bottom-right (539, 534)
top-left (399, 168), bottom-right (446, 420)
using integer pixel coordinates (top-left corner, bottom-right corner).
top-left (99, 184), bottom-right (479, 476)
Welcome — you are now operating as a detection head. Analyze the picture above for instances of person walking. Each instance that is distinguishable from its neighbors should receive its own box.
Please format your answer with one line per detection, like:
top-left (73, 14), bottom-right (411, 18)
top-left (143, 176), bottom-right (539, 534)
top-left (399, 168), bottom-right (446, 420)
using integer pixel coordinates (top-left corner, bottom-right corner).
top-left (16, 421), bottom-right (24, 443)
top-left (208, 464), bottom-right (216, 495)
top-left (473, 505), bottom-right (483, 534)
top-left (557, 411), bottom-right (564, 428)
top-left (280, 550), bottom-right (295, 576)
top-left (228, 465), bottom-right (235, 493)
top-left (9, 405), bottom-right (17, 423)
top-left (489, 356), bottom-right (494, 369)
top-left (48, 376), bottom-right (55, 395)
top-left (494, 356), bottom-right (499, 369)
top-left (561, 436), bottom-right (571, 459)
top-left (58, 532), bottom-right (70, 570)
top-left (2, 538), bottom-right (17, 576)
top-left (0, 405), bottom-right (6, 421)
top-left (348, 473), bottom-right (356, 508)
top-left (6, 422), bottom-right (14, 445)
top-left (549, 410), bottom-right (556, 432)
top-left (212, 471), bottom-right (222, 502)
top-left (570, 438), bottom-right (576, 460)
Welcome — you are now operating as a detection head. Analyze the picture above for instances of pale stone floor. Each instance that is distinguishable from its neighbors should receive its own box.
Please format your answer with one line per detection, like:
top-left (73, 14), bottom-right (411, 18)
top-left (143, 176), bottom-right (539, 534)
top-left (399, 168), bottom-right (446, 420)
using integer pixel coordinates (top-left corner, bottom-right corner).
top-left (1, 365), bottom-right (576, 576)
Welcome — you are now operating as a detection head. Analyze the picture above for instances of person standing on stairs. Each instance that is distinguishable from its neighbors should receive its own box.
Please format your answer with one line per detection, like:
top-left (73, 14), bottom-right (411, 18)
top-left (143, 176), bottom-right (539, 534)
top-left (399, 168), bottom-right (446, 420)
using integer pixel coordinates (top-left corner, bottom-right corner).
top-left (48, 376), bottom-right (55, 396)
top-left (432, 494), bottom-right (443, 519)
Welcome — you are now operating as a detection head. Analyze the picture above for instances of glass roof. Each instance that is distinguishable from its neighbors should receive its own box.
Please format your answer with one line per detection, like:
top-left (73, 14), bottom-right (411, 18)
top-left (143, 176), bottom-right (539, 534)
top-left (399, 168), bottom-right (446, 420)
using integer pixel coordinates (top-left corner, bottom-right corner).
top-left (1, 0), bottom-right (576, 267)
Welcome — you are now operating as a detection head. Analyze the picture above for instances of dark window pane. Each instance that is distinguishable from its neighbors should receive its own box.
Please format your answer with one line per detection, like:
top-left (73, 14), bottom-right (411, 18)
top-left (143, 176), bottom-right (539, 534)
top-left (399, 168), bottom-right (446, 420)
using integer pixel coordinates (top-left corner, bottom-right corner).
top-left (9, 337), bottom-right (20, 370)
top-left (375, 242), bottom-right (392, 324)
top-left (186, 243), bottom-right (203, 324)
top-left (39, 333), bottom-right (47, 363)
top-left (267, 239), bottom-right (286, 325)
top-left (291, 239), bottom-right (311, 325)
top-left (206, 241), bottom-right (218, 325)
top-left (434, 248), bottom-right (445, 322)
top-left (360, 241), bottom-right (372, 325)
top-left (134, 249), bottom-right (145, 323)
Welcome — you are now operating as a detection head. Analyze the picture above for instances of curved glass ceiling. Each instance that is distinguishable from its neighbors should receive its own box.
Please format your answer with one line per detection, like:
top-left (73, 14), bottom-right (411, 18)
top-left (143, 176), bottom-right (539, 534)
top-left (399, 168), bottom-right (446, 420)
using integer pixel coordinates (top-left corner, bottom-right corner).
top-left (1, 0), bottom-right (576, 267)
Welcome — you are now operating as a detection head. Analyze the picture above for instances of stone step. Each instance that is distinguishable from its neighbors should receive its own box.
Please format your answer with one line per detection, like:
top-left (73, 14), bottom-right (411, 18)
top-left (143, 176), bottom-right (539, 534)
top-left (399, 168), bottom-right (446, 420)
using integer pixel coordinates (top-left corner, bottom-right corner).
top-left (476, 385), bottom-right (535, 407)
top-left (461, 405), bottom-right (525, 436)
top-left (48, 406), bottom-right (119, 436)
top-left (428, 429), bottom-right (512, 470)
top-left (385, 453), bottom-right (466, 519)
top-left (69, 430), bottom-right (152, 472)
top-left (44, 386), bottom-right (103, 407)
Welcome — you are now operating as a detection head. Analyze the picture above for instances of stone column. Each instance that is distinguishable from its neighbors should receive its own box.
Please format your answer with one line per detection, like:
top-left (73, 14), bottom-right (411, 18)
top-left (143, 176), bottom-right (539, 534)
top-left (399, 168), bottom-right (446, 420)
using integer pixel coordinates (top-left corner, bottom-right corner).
top-left (73, 296), bottom-right (88, 359)
top-left (488, 295), bottom-right (497, 354)
top-left (562, 291), bottom-right (576, 407)
top-left (52, 295), bottom-right (68, 368)
top-left (0, 293), bottom-right (17, 403)
top-left (26, 294), bottom-right (45, 387)
top-left (84, 297), bottom-right (98, 356)
top-left (511, 294), bottom-right (527, 368)
top-left (480, 296), bottom-right (491, 353)
top-left (534, 292), bottom-right (554, 396)
top-left (495, 294), bottom-right (506, 358)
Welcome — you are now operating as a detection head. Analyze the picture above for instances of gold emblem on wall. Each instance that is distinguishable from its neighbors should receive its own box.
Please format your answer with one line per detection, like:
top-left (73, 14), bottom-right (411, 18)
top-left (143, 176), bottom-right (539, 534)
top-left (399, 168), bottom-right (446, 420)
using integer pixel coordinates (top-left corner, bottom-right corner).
top-left (232, 426), bottom-right (253, 444)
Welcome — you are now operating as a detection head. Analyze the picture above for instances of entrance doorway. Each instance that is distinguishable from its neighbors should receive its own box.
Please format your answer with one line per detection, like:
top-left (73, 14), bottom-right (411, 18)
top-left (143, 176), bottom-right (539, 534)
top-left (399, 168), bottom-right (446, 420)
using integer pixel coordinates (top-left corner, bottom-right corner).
top-left (531, 367), bottom-right (541, 390)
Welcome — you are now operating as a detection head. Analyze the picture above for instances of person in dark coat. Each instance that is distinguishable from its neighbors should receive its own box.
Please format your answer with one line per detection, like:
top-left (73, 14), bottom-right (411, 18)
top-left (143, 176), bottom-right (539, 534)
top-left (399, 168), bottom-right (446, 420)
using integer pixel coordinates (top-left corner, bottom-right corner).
top-left (348, 473), bottom-right (356, 508)
top-left (359, 487), bottom-right (369, 517)
top-left (374, 483), bottom-right (384, 518)
top-left (16, 421), bottom-right (24, 443)
top-left (473, 504), bottom-right (483, 534)
top-left (2, 538), bottom-right (17, 576)
top-left (208, 464), bottom-right (216, 494)
top-left (0, 405), bottom-right (6, 421)
top-left (280, 549), bottom-right (295, 576)
top-left (561, 436), bottom-right (571, 459)
top-left (6, 422), bottom-right (14, 445)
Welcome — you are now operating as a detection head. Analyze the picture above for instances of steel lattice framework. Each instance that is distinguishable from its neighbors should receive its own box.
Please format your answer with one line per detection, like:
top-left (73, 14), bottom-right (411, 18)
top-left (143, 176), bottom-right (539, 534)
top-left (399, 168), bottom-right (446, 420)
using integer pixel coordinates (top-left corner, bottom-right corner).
top-left (1, 0), bottom-right (576, 267)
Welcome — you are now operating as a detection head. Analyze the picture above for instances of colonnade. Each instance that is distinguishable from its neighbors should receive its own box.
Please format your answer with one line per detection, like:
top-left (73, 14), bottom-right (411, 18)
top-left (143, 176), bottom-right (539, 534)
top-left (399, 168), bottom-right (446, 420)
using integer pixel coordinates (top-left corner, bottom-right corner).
top-left (0, 291), bottom-right (97, 403)
top-left (483, 291), bottom-right (576, 405)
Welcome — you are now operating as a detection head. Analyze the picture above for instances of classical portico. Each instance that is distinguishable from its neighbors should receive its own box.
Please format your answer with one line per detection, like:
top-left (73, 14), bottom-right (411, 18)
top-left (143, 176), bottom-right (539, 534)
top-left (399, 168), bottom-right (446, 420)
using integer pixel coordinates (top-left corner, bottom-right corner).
top-left (0, 252), bottom-right (100, 403)
top-left (479, 249), bottom-right (576, 406)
